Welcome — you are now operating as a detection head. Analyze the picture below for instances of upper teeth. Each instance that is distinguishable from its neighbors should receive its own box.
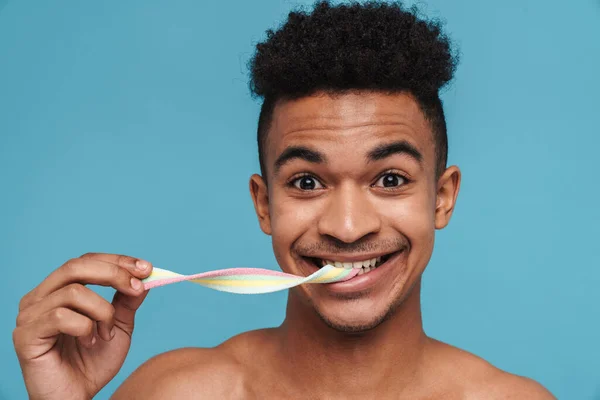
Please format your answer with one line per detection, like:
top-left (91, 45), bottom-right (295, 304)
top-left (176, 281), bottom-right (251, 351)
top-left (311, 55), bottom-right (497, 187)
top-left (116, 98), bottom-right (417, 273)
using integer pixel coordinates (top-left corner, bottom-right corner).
top-left (322, 257), bottom-right (382, 269)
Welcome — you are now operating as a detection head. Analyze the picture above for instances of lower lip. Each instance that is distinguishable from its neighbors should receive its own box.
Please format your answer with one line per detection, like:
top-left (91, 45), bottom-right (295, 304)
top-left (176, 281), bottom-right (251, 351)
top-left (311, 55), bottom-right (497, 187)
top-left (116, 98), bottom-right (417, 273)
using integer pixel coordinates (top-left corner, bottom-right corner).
top-left (304, 250), bottom-right (406, 294)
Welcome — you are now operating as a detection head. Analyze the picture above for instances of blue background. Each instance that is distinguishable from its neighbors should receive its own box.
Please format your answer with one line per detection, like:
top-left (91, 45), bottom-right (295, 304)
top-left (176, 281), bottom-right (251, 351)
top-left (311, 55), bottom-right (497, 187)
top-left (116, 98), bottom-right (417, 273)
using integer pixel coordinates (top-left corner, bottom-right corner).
top-left (1, 0), bottom-right (599, 398)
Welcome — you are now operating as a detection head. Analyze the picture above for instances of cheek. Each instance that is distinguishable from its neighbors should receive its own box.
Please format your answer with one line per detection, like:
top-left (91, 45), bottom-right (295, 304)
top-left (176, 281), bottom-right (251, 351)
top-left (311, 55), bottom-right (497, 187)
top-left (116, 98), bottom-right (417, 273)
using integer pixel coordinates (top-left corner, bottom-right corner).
top-left (378, 190), bottom-right (436, 248)
top-left (269, 193), bottom-right (322, 251)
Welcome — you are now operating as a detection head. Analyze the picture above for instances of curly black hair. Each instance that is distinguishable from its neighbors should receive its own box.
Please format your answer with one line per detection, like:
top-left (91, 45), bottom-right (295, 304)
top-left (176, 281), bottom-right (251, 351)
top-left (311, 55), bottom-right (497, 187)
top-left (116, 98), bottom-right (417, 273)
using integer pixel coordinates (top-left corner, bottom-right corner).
top-left (249, 1), bottom-right (458, 178)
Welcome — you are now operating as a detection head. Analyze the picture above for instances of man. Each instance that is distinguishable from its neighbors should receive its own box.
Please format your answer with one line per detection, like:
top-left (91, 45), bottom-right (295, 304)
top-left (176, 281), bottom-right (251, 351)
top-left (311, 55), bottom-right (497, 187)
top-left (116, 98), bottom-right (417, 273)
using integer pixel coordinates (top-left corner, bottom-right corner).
top-left (13, 2), bottom-right (555, 399)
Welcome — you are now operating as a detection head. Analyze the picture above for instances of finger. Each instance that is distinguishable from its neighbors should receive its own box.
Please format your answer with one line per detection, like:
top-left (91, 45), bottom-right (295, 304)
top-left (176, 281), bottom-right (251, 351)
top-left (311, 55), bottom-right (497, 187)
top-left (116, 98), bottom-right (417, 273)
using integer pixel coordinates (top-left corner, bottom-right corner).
top-left (77, 321), bottom-right (97, 349)
top-left (111, 289), bottom-right (150, 337)
top-left (21, 258), bottom-right (145, 311)
top-left (80, 253), bottom-right (153, 280)
top-left (17, 284), bottom-right (116, 342)
top-left (14, 307), bottom-right (94, 361)
top-left (19, 253), bottom-right (153, 311)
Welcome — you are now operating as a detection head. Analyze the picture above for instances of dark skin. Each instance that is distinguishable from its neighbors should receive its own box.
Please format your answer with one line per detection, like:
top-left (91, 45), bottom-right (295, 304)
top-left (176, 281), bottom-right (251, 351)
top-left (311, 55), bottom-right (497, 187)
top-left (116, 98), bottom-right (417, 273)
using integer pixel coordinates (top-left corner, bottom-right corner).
top-left (14, 92), bottom-right (555, 399)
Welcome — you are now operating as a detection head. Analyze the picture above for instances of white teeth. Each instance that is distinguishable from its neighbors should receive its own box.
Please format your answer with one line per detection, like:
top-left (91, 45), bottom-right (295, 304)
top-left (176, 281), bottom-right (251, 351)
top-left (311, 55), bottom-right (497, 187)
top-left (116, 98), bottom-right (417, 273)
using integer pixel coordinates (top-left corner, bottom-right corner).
top-left (357, 268), bottom-right (365, 275)
top-left (321, 257), bottom-right (385, 269)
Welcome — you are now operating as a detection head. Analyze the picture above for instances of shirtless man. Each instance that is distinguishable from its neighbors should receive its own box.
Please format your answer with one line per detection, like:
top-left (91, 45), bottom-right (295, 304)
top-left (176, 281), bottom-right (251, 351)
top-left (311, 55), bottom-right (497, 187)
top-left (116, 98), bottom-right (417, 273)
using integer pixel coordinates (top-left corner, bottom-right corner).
top-left (13, 2), bottom-right (556, 399)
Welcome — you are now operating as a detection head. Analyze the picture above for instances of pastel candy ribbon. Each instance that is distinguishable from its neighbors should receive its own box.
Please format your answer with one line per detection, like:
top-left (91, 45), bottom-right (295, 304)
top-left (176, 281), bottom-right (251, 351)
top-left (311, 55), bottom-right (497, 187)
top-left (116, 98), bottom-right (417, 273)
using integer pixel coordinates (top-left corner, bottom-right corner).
top-left (142, 264), bottom-right (358, 294)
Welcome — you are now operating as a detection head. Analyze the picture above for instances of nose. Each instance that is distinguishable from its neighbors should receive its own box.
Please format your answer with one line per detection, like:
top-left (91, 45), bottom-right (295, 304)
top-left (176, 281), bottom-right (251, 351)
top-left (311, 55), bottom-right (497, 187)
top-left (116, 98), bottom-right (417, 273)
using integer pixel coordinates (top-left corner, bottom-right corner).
top-left (317, 183), bottom-right (381, 244)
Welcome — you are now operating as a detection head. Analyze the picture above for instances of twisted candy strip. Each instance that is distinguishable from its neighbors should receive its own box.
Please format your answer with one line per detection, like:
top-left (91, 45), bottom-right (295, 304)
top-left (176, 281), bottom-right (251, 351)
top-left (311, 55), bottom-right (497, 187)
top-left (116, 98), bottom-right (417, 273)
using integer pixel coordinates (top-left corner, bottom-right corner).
top-left (142, 264), bottom-right (358, 294)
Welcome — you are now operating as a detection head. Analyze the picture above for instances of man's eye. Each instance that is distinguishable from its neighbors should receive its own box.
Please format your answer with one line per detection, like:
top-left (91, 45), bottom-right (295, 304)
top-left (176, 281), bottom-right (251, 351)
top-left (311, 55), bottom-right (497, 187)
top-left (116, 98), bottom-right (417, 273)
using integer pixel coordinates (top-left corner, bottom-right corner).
top-left (374, 173), bottom-right (406, 188)
top-left (292, 175), bottom-right (323, 191)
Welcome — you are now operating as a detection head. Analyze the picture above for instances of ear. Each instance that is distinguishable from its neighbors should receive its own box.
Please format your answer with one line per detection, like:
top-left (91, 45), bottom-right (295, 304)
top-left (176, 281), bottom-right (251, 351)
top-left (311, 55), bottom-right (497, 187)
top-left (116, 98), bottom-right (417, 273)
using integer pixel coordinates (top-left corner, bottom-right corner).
top-left (249, 174), bottom-right (272, 235)
top-left (435, 165), bottom-right (461, 230)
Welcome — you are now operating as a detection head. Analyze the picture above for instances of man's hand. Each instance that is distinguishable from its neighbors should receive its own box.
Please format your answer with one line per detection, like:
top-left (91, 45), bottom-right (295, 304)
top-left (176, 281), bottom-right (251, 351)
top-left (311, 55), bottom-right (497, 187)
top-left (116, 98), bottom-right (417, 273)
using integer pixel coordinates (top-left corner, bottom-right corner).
top-left (13, 253), bottom-right (153, 400)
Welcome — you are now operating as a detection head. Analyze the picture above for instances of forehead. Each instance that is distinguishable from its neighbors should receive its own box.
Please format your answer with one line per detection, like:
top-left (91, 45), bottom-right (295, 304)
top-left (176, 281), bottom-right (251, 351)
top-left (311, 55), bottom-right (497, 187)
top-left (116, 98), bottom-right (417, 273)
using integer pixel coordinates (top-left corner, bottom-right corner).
top-left (267, 91), bottom-right (435, 168)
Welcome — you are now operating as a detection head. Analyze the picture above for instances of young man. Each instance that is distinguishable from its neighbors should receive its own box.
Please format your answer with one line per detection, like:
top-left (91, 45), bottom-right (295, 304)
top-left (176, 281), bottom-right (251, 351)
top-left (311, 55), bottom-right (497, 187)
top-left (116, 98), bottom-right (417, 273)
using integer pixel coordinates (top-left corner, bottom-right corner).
top-left (13, 2), bottom-right (555, 399)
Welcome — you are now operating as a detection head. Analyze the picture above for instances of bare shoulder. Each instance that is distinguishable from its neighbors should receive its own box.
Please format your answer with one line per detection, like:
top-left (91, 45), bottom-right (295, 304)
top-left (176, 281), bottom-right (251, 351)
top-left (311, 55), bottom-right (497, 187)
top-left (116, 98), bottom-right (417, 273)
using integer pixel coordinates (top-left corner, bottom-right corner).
top-left (110, 346), bottom-right (253, 400)
top-left (426, 339), bottom-right (555, 399)
top-left (472, 370), bottom-right (557, 400)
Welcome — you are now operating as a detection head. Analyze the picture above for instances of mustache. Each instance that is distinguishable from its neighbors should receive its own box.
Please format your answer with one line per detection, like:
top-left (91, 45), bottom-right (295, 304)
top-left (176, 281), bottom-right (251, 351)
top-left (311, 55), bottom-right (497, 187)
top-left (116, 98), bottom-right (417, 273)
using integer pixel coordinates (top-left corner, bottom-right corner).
top-left (294, 237), bottom-right (408, 256)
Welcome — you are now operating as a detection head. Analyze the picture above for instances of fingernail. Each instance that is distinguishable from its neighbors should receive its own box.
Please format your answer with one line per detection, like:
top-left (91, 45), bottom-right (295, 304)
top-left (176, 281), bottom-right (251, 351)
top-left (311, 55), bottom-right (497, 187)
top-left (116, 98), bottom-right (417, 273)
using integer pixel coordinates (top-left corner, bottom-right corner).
top-left (130, 277), bottom-right (142, 290)
top-left (136, 260), bottom-right (149, 271)
top-left (110, 327), bottom-right (116, 339)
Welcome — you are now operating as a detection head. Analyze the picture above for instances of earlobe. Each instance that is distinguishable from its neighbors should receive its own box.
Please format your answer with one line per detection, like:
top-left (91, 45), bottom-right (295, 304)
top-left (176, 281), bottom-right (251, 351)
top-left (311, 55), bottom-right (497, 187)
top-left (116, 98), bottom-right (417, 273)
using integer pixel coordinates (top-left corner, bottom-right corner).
top-left (249, 174), bottom-right (272, 235)
top-left (434, 166), bottom-right (461, 230)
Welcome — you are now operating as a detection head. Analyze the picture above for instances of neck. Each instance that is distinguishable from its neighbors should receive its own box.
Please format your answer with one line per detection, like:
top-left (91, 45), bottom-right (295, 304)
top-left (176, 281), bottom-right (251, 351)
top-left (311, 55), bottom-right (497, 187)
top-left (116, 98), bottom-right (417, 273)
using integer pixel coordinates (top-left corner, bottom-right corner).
top-left (276, 279), bottom-right (428, 397)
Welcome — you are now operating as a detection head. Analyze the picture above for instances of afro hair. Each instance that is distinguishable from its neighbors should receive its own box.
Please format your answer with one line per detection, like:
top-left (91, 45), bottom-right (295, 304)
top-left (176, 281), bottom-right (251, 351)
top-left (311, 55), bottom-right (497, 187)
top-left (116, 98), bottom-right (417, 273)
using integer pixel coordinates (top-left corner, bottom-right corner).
top-left (249, 1), bottom-right (458, 177)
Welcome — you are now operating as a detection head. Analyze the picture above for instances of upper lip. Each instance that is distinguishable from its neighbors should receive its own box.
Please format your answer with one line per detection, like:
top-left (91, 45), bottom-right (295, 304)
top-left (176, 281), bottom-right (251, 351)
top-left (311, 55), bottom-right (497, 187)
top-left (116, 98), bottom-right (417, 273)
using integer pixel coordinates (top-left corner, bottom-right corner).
top-left (304, 250), bottom-right (401, 263)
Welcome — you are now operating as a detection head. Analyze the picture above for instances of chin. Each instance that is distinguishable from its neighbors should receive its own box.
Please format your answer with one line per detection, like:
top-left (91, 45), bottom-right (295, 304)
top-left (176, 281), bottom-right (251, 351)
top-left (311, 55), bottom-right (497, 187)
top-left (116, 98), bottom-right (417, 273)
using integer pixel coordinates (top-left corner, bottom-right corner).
top-left (311, 296), bottom-right (396, 334)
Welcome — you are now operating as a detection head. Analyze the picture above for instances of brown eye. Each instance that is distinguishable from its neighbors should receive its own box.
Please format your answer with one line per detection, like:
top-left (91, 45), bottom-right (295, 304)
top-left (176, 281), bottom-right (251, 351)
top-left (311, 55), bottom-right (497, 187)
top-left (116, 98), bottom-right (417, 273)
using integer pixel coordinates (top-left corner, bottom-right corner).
top-left (374, 173), bottom-right (406, 188)
top-left (292, 175), bottom-right (323, 190)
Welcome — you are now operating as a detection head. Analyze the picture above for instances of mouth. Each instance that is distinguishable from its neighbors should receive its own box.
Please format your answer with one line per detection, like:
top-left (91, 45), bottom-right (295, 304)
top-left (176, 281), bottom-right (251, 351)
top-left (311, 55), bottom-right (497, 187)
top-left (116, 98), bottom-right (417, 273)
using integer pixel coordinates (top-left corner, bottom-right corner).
top-left (306, 252), bottom-right (396, 277)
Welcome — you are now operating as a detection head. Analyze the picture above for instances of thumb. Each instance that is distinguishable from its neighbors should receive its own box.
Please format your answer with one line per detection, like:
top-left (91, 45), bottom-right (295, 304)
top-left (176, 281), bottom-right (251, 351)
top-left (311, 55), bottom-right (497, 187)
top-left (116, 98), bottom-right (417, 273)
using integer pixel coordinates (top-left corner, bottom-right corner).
top-left (111, 289), bottom-right (150, 336)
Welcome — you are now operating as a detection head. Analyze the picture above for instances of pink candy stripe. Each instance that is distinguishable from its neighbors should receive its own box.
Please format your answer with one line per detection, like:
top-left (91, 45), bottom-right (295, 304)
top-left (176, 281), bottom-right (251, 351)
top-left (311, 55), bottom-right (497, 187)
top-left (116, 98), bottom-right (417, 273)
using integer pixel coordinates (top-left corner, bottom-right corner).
top-left (143, 268), bottom-right (302, 290)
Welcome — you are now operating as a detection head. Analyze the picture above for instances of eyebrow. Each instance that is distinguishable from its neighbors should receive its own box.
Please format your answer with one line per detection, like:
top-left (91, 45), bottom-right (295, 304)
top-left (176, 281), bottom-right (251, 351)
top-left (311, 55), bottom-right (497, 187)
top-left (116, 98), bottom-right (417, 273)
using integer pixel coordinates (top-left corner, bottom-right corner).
top-left (274, 146), bottom-right (327, 174)
top-left (366, 140), bottom-right (423, 164)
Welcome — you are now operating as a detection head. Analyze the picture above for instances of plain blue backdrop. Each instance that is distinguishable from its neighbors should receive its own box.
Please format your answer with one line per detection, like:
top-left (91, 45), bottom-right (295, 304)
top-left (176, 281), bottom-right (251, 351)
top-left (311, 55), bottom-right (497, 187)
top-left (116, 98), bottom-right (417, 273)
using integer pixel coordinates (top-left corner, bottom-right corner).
top-left (1, 0), bottom-right (599, 398)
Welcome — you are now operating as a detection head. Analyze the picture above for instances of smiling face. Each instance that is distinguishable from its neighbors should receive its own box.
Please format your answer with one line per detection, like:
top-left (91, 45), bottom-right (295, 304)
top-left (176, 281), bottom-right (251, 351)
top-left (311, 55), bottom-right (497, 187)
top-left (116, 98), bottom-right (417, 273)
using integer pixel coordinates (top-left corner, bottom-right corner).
top-left (250, 91), bottom-right (460, 332)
